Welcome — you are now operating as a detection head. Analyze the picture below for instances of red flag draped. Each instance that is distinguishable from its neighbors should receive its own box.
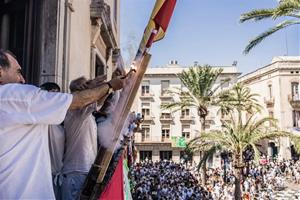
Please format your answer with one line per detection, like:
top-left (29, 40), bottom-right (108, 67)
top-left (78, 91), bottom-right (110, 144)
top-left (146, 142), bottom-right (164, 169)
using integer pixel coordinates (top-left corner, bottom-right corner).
top-left (99, 156), bottom-right (124, 200)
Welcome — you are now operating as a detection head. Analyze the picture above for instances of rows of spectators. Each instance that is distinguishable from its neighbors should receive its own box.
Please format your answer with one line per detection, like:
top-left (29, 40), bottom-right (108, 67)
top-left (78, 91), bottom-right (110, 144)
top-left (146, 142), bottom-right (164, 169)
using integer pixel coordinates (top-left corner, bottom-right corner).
top-left (131, 160), bottom-right (213, 200)
top-left (130, 159), bottom-right (300, 200)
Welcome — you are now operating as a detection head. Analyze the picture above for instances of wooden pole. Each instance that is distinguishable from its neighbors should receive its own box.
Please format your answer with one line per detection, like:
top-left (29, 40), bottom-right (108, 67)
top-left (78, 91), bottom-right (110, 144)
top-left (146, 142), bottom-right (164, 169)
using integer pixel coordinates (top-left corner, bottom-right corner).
top-left (80, 53), bottom-right (151, 200)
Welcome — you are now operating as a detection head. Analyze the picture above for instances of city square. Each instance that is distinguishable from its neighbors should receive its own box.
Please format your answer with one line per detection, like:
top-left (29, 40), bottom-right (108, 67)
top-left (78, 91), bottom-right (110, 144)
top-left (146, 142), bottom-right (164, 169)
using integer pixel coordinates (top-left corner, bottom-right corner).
top-left (0, 0), bottom-right (299, 199)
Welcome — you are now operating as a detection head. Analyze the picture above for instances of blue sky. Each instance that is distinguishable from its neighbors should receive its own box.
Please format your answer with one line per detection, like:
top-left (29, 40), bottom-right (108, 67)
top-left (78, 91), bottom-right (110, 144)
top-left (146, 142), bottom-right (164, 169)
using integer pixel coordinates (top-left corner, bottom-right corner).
top-left (120, 0), bottom-right (299, 74)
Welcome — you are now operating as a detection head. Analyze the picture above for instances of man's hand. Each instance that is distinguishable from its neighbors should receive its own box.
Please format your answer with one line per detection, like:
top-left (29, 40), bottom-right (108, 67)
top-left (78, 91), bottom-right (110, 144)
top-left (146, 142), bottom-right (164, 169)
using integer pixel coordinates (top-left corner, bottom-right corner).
top-left (86, 75), bottom-right (107, 89)
top-left (108, 77), bottom-right (125, 91)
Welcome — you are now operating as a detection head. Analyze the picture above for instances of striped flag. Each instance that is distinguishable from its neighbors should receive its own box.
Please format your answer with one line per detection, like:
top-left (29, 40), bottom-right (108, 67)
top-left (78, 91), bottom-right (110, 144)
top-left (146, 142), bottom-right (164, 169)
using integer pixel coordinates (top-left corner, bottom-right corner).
top-left (136, 0), bottom-right (177, 58)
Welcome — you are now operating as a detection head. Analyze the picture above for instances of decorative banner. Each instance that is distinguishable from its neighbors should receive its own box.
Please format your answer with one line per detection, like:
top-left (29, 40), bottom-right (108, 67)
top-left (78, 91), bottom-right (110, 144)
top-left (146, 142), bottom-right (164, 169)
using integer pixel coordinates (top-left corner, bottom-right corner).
top-left (123, 159), bottom-right (132, 200)
top-left (135, 0), bottom-right (177, 60)
top-left (171, 136), bottom-right (186, 148)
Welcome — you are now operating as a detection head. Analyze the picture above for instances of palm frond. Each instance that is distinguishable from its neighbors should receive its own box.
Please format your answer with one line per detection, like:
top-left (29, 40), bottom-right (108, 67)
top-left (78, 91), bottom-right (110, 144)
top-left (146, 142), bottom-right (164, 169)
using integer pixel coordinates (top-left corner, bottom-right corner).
top-left (240, 1), bottom-right (300, 23)
top-left (244, 20), bottom-right (300, 54)
top-left (196, 145), bottom-right (220, 171)
top-left (240, 9), bottom-right (276, 22)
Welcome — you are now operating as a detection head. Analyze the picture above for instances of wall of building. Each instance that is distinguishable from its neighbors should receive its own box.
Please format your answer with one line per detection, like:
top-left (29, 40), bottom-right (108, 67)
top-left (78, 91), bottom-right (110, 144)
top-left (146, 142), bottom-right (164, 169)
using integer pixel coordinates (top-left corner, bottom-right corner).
top-left (133, 63), bottom-right (241, 165)
top-left (239, 57), bottom-right (300, 160)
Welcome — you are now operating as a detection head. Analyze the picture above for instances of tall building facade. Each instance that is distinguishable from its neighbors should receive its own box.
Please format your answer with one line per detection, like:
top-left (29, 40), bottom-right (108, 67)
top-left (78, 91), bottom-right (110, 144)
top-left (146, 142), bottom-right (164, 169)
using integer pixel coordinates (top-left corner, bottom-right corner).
top-left (133, 61), bottom-right (241, 165)
top-left (239, 56), bottom-right (300, 160)
top-left (0, 0), bottom-right (121, 89)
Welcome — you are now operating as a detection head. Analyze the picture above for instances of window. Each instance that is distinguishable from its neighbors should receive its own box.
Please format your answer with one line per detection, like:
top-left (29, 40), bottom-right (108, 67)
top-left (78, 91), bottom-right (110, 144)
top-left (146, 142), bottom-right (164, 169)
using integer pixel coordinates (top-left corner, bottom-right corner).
top-left (160, 151), bottom-right (172, 160)
top-left (182, 125), bottom-right (190, 139)
top-left (141, 103), bottom-right (150, 117)
top-left (161, 124), bottom-right (170, 141)
top-left (161, 113), bottom-right (171, 119)
top-left (181, 109), bottom-right (190, 118)
top-left (269, 111), bottom-right (274, 118)
top-left (292, 111), bottom-right (300, 127)
top-left (269, 111), bottom-right (274, 126)
top-left (141, 125), bottom-right (150, 141)
top-left (0, 0), bottom-right (41, 84)
top-left (161, 80), bottom-right (170, 95)
top-left (141, 80), bottom-right (150, 95)
top-left (291, 82), bottom-right (299, 100)
top-left (140, 151), bottom-right (152, 161)
top-left (95, 54), bottom-right (106, 76)
top-left (268, 84), bottom-right (272, 99)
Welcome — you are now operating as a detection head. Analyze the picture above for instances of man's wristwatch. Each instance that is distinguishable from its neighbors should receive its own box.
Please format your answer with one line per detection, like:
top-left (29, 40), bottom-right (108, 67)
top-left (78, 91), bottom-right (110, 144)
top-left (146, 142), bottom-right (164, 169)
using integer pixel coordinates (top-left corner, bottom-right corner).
top-left (106, 82), bottom-right (113, 94)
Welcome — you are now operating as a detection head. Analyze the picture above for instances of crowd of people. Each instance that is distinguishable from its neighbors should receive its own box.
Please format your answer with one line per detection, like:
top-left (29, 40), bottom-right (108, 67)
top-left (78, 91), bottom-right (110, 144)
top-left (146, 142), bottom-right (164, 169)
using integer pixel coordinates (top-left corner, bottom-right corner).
top-left (202, 159), bottom-right (300, 199)
top-left (130, 159), bottom-right (300, 200)
top-left (131, 160), bottom-right (213, 200)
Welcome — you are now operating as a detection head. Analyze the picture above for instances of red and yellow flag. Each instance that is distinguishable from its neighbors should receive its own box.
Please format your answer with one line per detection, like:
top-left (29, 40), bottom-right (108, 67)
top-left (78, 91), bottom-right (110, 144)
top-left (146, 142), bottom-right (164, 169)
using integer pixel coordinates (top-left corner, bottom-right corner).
top-left (136, 0), bottom-right (177, 58)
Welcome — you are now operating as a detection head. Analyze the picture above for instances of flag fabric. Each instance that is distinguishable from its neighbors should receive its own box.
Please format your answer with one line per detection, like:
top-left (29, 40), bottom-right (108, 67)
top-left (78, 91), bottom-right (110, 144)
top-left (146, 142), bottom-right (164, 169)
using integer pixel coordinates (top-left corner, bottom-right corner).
top-left (123, 159), bottom-right (133, 200)
top-left (136, 0), bottom-right (177, 58)
top-left (99, 155), bottom-right (124, 200)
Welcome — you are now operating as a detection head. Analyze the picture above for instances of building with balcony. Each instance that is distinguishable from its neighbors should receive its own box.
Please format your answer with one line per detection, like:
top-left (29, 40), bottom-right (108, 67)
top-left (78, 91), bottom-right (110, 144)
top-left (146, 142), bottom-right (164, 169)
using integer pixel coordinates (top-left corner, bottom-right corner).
top-left (133, 60), bottom-right (241, 164)
top-left (239, 56), bottom-right (300, 160)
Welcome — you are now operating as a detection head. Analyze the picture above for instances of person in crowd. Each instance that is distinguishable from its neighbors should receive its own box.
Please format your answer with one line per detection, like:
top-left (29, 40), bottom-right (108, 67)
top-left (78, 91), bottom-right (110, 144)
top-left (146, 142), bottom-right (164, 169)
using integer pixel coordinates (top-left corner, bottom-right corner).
top-left (0, 49), bottom-right (125, 199)
top-left (40, 82), bottom-right (65, 200)
top-left (61, 75), bottom-right (112, 200)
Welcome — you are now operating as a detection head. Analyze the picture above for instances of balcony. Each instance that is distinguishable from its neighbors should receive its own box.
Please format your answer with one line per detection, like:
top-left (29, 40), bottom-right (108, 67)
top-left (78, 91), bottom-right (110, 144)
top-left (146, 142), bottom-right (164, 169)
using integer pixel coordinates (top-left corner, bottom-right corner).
top-left (134, 136), bottom-right (171, 143)
top-left (288, 94), bottom-right (300, 109)
top-left (140, 92), bottom-right (155, 100)
top-left (159, 92), bottom-right (174, 101)
top-left (180, 115), bottom-right (195, 123)
top-left (264, 97), bottom-right (275, 108)
top-left (160, 114), bottom-right (174, 122)
top-left (143, 115), bottom-right (155, 123)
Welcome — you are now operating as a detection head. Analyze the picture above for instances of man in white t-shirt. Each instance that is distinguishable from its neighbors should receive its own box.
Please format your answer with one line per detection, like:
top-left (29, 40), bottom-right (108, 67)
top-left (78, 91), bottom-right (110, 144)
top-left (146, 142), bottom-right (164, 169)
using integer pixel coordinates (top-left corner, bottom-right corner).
top-left (0, 50), bottom-right (124, 199)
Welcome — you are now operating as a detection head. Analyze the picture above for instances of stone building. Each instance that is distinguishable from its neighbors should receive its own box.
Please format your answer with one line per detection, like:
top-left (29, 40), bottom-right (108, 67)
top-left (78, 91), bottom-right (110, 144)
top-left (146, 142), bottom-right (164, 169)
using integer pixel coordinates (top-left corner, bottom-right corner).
top-left (239, 56), bottom-right (300, 160)
top-left (0, 0), bottom-right (121, 89)
top-left (133, 60), bottom-right (241, 165)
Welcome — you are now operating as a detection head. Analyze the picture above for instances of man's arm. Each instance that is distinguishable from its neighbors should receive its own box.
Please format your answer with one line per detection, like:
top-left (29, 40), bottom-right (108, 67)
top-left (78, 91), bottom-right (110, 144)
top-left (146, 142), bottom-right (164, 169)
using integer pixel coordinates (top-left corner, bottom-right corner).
top-left (69, 78), bottom-right (124, 110)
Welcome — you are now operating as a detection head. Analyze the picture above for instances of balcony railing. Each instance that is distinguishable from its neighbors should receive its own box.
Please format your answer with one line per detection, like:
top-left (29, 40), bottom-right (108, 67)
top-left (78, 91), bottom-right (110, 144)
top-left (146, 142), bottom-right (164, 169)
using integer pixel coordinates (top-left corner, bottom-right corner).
top-left (160, 114), bottom-right (174, 122)
top-left (134, 135), bottom-right (172, 143)
top-left (264, 97), bottom-right (275, 108)
top-left (140, 92), bottom-right (154, 100)
top-left (143, 115), bottom-right (155, 123)
top-left (180, 115), bottom-right (195, 122)
top-left (159, 92), bottom-right (174, 101)
top-left (288, 94), bottom-right (300, 109)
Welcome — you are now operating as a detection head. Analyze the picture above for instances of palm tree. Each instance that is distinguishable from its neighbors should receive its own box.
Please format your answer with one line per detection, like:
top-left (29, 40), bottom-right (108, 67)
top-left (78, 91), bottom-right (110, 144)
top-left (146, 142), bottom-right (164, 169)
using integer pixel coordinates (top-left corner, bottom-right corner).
top-left (162, 65), bottom-right (229, 184)
top-left (240, 0), bottom-right (300, 54)
top-left (188, 114), bottom-right (289, 200)
top-left (188, 83), bottom-right (289, 200)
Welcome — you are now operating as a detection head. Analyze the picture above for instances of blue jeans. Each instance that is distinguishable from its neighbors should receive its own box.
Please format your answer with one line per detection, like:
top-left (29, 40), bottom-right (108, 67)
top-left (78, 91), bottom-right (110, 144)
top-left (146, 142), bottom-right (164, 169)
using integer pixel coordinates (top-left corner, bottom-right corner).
top-left (61, 173), bottom-right (87, 200)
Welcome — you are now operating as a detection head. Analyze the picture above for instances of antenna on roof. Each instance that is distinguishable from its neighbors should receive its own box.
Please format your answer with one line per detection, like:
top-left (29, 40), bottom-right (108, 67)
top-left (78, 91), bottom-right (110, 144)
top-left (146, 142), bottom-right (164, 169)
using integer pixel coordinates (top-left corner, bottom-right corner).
top-left (232, 61), bottom-right (238, 66)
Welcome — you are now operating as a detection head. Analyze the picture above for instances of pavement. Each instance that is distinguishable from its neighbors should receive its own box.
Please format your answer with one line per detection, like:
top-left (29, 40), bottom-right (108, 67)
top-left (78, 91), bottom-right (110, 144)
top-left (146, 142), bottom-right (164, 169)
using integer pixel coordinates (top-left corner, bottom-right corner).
top-left (272, 182), bottom-right (300, 200)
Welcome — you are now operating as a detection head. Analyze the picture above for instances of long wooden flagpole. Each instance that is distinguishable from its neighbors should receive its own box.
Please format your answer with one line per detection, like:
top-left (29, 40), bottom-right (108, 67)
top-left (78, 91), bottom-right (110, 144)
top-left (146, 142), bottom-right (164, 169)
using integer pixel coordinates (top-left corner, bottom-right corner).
top-left (80, 1), bottom-right (177, 199)
top-left (80, 54), bottom-right (151, 200)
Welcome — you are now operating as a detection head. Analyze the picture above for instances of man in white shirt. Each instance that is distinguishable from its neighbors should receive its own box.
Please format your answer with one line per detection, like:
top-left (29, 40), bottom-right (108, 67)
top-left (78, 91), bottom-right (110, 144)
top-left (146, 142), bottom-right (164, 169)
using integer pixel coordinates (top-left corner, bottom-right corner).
top-left (0, 50), bottom-right (124, 199)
